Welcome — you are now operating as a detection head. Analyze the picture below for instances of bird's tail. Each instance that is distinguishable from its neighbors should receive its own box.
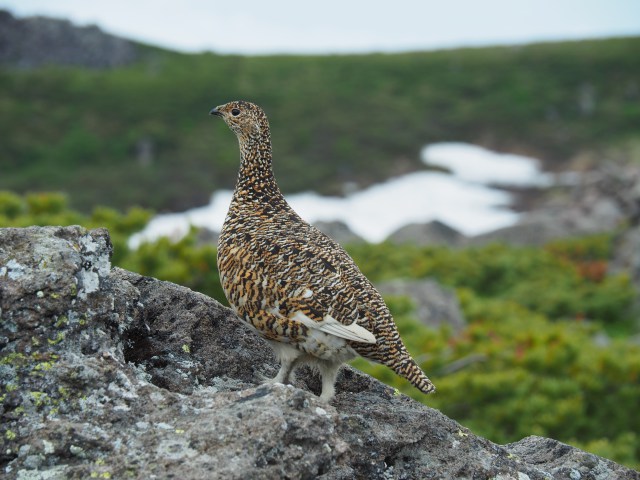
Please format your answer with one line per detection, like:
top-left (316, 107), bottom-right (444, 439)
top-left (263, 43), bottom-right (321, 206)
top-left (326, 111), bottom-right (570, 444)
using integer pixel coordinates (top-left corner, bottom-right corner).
top-left (391, 356), bottom-right (436, 394)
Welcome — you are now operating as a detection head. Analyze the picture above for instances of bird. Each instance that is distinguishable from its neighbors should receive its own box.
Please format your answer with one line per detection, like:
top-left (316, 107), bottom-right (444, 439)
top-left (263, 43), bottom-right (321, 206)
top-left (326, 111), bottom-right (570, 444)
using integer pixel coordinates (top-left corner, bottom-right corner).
top-left (210, 100), bottom-right (435, 401)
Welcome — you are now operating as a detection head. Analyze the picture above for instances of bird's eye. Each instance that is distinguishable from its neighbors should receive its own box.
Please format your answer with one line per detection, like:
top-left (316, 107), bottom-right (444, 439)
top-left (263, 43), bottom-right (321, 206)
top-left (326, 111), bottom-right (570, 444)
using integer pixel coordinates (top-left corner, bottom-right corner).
top-left (231, 108), bottom-right (241, 116)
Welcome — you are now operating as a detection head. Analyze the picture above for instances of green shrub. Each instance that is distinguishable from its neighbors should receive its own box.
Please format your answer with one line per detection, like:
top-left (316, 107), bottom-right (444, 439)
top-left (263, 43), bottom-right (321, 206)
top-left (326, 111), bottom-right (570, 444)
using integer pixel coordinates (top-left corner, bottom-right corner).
top-left (348, 239), bottom-right (636, 331)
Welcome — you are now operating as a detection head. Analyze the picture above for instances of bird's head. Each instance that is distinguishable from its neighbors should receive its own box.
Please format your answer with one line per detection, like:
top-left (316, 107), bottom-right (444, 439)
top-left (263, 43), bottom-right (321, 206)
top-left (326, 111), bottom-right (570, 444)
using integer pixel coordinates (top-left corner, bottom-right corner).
top-left (210, 100), bottom-right (270, 142)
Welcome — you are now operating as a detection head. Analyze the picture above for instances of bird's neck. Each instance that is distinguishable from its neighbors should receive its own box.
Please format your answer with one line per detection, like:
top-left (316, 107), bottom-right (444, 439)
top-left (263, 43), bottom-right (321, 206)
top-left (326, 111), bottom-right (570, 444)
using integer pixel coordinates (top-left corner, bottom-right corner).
top-left (234, 134), bottom-right (282, 202)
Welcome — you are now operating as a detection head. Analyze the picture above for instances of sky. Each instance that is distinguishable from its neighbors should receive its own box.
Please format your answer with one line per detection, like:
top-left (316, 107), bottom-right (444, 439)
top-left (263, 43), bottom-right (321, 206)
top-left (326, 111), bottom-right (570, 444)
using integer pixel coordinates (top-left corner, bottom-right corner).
top-left (1, 0), bottom-right (639, 54)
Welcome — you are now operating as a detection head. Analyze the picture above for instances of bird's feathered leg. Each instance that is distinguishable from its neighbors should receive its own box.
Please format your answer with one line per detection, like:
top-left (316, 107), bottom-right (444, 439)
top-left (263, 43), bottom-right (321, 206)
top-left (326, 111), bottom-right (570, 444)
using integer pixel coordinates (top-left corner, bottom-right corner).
top-left (317, 361), bottom-right (342, 401)
top-left (234, 306), bottom-right (308, 385)
top-left (264, 341), bottom-right (303, 385)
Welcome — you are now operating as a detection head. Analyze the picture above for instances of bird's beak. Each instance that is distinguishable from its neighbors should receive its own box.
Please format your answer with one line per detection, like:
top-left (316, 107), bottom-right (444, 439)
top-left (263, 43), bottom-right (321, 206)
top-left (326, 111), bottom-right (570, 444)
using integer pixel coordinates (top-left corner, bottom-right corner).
top-left (209, 107), bottom-right (222, 116)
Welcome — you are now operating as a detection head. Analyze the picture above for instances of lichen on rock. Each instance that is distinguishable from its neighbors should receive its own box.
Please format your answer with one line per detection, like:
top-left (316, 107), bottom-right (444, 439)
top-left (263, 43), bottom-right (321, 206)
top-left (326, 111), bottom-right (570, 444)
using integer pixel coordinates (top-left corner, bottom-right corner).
top-left (1, 226), bottom-right (638, 479)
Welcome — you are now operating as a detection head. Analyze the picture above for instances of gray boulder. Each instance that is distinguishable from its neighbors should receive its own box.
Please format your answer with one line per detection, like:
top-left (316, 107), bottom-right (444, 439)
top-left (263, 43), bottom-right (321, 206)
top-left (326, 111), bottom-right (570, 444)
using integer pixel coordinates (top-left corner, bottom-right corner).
top-left (194, 226), bottom-right (220, 247)
top-left (466, 218), bottom-right (570, 246)
top-left (313, 221), bottom-right (364, 245)
top-left (1, 226), bottom-right (638, 479)
top-left (610, 224), bottom-right (640, 293)
top-left (387, 220), bottom-right (466, 247)
top-left (377, 279), bottom-right (466, 332)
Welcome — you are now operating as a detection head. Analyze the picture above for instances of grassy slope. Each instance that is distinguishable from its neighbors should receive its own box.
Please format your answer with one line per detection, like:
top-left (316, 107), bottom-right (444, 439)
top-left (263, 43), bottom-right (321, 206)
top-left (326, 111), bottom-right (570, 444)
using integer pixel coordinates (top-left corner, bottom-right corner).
top-left (1, 37), bottom-right (639, 211)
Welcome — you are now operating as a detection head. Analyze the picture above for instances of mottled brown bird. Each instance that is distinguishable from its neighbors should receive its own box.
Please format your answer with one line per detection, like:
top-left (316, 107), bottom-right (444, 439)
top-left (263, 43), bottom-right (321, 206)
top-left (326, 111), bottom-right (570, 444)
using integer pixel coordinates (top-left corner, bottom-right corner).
top-left (211, 100), bottom-right (435, 400)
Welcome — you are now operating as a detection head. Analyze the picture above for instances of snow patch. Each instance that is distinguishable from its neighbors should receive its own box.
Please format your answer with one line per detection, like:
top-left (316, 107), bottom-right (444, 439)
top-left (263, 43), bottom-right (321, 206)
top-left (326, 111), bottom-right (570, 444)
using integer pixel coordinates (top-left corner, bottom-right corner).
top-left (129, 142), bottom-right (552, 245)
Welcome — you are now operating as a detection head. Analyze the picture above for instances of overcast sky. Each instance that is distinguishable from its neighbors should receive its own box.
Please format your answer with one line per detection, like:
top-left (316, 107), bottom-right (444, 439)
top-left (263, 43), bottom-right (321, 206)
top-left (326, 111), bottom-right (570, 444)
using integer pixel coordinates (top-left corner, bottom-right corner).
top-left (1, 0), bottom-right (639, 54)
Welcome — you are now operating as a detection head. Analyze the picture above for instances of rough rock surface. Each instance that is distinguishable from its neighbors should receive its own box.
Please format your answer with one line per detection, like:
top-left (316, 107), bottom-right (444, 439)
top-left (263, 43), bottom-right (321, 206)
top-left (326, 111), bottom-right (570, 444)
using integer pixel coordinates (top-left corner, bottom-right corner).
top-left (1, 226), bottom-right (638, 479)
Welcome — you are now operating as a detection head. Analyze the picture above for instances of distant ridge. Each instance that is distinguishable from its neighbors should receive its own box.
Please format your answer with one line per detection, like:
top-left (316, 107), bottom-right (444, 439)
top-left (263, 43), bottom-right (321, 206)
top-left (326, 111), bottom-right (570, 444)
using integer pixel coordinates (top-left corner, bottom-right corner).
top-left (0, 9), bottom-right (139, 69)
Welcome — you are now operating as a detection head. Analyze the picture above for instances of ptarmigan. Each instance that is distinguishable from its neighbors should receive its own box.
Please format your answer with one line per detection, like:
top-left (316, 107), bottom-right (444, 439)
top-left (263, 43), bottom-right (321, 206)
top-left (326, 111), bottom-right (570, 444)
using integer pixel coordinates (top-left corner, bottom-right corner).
top-left (211, 100), bottom-right (435, 401)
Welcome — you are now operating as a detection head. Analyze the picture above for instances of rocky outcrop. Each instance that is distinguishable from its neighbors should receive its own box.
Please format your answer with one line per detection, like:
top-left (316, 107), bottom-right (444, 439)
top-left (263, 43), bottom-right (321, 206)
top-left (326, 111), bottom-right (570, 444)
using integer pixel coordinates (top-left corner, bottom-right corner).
top-left (469, 165), bottom-right (639, 247)
top-left (384, 165), bottom-right (640, 250)
top-left (0, 10), bottom-right (139, 69)
top-left (1, 226), bottom-right (638, 479)
top-left (314, 221), bottom-right (364, 245)
top-left (377, 279), bottom-right (466, 332)
top-left (387, 220), bottom-right (466, 247)
top-left (466, 219), bottom-right (571, 247)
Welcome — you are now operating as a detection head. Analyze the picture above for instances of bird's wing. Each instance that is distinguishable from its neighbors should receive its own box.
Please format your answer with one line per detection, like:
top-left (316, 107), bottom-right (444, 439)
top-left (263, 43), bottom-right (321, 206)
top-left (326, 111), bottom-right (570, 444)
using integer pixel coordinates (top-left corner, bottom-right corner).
top-left (290, 310), bottom-right (376, 343)
top-left (256, 229), bottom-right (381, 344)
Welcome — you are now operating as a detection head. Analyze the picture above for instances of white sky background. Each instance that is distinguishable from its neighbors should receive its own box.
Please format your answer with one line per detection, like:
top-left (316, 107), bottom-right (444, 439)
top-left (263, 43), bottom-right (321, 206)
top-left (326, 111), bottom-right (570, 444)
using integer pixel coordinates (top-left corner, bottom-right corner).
top-left (1, 0), bottom-right (639, 54)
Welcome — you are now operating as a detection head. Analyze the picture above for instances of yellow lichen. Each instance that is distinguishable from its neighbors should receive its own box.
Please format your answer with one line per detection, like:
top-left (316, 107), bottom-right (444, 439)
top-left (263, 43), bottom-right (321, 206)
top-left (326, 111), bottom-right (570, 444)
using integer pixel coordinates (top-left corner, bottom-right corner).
top-left (0, 352), bottom-right (27, 365)
top-left (30, 391), bottom-right (51, 406)
top-left (47, 332), bottom-right (65, 345)
top-left (54, 316), bottom-right (68, 328)
top-left (33, 361), bottom-right (55, 371)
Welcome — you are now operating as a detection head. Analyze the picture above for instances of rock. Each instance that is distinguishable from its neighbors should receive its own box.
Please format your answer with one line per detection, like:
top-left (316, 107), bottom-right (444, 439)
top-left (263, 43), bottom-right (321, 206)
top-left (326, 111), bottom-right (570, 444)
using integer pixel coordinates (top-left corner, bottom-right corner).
top-left (467, 219), bottom-right (570, 246)
top-left (469, 164), bottom-right (640, 247)
top-left (194, 227), bottom-right (220, 247)
top-left (0, 9), bottom-right (139, 69)
top-left (468, 190), bottom-right (625, 247)
top-left (387, 220), bottom-right (466, 247)
top-left (506, 435), bottom-right (636, 479)
top-left (1, 226), bottom-right (638, 479)
top-left (377, 279), bottom-right (466, 332)
top-left (313, 221), bottom-right (364, 245)
top-left (610, 225), bottom-right (640, 292)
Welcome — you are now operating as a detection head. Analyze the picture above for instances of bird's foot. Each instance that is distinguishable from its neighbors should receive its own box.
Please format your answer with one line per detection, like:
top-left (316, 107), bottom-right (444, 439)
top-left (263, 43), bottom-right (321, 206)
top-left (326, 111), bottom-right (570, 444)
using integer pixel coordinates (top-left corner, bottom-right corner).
top-left (258, 372), bottom-right (278, 384)
top-left (258, 366), bottom-right (295, 385)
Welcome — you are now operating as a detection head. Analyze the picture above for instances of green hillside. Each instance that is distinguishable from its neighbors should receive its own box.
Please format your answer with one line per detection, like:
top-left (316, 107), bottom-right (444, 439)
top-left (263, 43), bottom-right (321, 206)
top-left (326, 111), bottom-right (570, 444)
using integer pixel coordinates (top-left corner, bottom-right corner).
top-left (1, 37), bottom-right (640, 212)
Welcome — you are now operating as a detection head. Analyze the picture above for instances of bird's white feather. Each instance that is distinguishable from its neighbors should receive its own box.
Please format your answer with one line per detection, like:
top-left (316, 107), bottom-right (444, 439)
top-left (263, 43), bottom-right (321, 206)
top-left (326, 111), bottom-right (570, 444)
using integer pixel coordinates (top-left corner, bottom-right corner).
top-left (291, 311), bottom-right (376, 344)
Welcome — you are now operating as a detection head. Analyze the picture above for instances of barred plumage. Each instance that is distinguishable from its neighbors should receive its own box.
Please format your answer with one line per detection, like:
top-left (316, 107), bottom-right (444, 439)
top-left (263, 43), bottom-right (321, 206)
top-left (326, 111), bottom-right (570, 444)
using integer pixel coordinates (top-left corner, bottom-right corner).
top-left (211, 100), bottom-right (435, 400)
